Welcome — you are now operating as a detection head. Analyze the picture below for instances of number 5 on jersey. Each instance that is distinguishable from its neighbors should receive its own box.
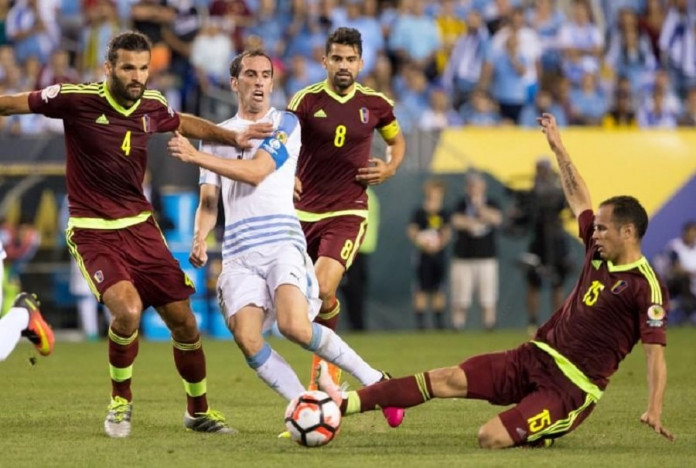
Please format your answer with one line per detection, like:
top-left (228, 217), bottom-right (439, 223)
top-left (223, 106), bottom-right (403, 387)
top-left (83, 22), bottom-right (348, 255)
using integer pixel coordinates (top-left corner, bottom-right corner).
top-left (334, 125), bottom-right (347, 147)
top-left (121, 130), bottom-right (132, 156)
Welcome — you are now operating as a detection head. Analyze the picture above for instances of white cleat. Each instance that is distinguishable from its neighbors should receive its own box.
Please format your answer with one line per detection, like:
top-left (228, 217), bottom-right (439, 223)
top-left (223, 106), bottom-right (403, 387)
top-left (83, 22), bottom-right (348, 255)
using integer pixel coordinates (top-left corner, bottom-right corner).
top-left (104, 396), bottom-right (132, 438)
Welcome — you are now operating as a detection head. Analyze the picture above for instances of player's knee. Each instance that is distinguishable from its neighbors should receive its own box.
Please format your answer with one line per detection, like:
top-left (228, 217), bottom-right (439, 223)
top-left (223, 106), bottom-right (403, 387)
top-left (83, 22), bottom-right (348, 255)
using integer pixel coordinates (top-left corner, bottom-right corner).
top-left (277, 315), bottom-right (312, 345)
top-left (234, 332), bottom-right (265, 358)
top-left (477, 422), bottom-right (513, 449)
top-left (111, 304), bottom-right (142, 330)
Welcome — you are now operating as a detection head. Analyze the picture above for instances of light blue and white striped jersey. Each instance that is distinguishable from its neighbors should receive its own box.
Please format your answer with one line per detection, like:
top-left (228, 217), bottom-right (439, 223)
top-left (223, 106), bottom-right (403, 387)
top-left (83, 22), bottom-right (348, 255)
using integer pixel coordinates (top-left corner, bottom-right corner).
top-left (199, 108), bottom-right (304, 260)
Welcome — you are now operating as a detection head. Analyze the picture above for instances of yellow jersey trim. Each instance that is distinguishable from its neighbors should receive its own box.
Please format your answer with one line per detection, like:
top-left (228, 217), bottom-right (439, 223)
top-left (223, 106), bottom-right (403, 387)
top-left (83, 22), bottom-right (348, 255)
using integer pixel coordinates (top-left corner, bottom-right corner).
top-left (287, 82), bottom-right (324, 111)
top-left (102, 81), bottom-right (141, 117)
top-left (531, 341), bottom-right (604, 401)
top-left (68, 211), bottom-right (152, 230)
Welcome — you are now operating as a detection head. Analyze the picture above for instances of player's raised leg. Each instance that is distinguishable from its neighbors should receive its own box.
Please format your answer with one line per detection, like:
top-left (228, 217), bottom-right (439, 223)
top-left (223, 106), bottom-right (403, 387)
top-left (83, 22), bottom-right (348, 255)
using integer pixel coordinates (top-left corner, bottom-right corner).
top-left (157, 299), bottom-right (235, 434)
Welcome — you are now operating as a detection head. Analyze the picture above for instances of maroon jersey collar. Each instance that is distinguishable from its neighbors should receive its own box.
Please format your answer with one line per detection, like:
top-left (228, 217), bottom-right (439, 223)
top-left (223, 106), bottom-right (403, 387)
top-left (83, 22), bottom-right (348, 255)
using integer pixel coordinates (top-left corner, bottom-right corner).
top-left (322, 80), bottom-right (357, 103)
top-left (102, 81), bottom-right (142, 117)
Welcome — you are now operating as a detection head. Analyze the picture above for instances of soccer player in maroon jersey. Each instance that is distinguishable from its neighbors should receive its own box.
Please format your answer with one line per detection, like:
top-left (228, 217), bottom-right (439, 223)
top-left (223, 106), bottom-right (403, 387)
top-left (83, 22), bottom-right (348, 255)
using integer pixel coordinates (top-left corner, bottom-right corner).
top-left (287, 27), bottom-right (406, 401)
top-left (0, 31), bottom-right (271, 438)
top-left (318, 113), bottom-right (674, 448)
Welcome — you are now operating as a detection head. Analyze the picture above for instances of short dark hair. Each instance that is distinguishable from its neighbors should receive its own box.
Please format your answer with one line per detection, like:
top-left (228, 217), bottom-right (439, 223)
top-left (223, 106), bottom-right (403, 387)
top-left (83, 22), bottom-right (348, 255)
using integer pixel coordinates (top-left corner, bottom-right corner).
top-left (325, 27), bottom-right (363, 57)
top-left (106, 31), bottom-right (152, 65)
top-left (600, 195), bottom-right (649, 239)
top-left (229, 49), bottom-right (274, 78)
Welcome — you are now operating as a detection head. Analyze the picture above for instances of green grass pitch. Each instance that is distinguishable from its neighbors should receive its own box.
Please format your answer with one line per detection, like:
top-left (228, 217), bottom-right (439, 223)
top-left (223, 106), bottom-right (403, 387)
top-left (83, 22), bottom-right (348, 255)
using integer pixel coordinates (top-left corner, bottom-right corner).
top-left (1, 328), bottom-right (694, 467)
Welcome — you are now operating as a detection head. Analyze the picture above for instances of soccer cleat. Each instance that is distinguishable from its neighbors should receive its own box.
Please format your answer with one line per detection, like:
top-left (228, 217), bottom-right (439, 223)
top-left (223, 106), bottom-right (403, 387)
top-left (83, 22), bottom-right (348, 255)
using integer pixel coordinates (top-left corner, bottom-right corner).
top-left (16, 292), bottom-right (54, 356)
top-left (378, 371), bottom-right (405, 428)
top-left (184, 409), bottom-right (237, 434)
top-left (104, 396), bottom-right (132, 438)
top-left (308, 356), bottom-right (342, 391)
top-left (317, 361), bottom-right (344, 406)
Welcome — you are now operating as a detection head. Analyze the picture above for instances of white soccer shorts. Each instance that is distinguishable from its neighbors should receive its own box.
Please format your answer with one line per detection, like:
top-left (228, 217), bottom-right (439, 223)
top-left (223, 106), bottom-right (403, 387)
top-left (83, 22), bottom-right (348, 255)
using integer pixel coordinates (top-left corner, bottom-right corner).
top-left (216, 243), bottom-right (321, 332)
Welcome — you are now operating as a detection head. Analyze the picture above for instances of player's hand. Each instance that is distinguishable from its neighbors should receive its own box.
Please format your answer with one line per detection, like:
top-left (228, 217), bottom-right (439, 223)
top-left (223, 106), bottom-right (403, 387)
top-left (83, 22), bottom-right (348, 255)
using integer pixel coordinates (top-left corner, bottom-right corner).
top-left (356, 158), bottom-right (395, 185)
top-left (167, 131), bottom-right (197, 163)
top-left (235, 122), bottom-right (273, 148)
top-left (537, 113), bottom-right (565, 154)
top-left (640, 411), bottom-right (675, 441)
top-left (189, 237), bottom-right (208, 268)
top-left (294, 176), bottom-right (302, 201)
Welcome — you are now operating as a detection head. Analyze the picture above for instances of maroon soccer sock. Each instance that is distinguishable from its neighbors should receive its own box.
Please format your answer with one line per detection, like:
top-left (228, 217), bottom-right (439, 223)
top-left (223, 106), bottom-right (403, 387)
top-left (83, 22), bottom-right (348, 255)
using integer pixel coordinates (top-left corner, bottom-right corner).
top-left (315, 297), bottom-right (340, 331)
top-left (349, 372), bottom-right (434, 413)
top-left (172, 336), bottom-right (209, 415)
top-left (108, 327), bottom-right (139, 401)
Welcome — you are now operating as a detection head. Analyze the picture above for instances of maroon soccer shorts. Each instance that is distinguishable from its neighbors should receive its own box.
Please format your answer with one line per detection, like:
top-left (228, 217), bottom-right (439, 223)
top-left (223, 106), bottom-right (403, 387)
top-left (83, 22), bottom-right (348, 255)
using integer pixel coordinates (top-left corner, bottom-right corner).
top-left (301, 215), bottom-right (367, 269)
top-left (460, 343), bottom-right (596, 445)
top-left (67, 216), bottom-right (195, 308)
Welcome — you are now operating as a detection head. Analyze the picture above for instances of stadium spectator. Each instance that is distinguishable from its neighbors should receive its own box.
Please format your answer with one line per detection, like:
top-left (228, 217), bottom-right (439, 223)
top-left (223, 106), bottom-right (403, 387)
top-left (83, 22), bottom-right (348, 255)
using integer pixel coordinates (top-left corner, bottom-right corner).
top-left (660, 220), bottom-right (696, 324)
top-left (557, 0), bottom-right (604, 86)
top-left (478, 32), bottom-right (529, 123)
top-left (460, 89), bottom-right (501, 126)
top-left (190, 17), bottom-right (234, 93)
top-left (638, 0), bottom-right (666, 59)
top-left (77, 0), bottom-right (120, 80)
top-left (418, 87), bottom-right (464, 131)
top-left (526, 0), bottom-right (566, 74)
top-left (568, 71), bottom-right (608, 125)
top-left (602, 89), bottom-right (638, 128)
top-left (637, 87), bottom-right (679, 127)
top-left (35, 50), bottom-right (80, 90)
top-left (407, 179), bottom-right (451, 330)
top-left (442, 9), bottom-right (490, 108)
top-left (449, 172), bottom-right (502, 331)
top-left (5, 0), bottom-right (59, 65)
top-left (388, 0), bottom-right (442, 72)
top-left (518, 88), bottom-right (568, 127)
top-left (658, 0), bottom-right (696, 98)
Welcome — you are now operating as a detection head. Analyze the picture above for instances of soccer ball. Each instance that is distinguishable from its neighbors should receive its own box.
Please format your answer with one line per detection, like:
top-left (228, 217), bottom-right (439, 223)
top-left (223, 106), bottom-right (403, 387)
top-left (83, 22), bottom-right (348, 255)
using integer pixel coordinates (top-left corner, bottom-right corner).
top-left (284, 390), bottom-right (342, 447)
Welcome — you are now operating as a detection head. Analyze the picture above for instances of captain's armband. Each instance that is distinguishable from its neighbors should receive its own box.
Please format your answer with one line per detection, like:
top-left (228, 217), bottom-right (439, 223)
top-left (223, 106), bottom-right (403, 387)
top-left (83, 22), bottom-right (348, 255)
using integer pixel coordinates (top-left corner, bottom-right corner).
top-left (260, 136), bottom-right (289, 169)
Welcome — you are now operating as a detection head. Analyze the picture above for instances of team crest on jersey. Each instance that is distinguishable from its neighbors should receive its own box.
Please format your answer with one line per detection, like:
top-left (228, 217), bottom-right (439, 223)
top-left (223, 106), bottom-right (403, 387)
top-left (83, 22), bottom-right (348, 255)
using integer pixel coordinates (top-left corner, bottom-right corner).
top-left (359, 107), bottom-right (369, 123)
top-left (646, 304), bottom-right (665, 327)
top-left (611, 280), bottom-right (627, 294)
top-left (142, 115), bottom-right (151, 132)
top-left (94, 270), bottom-right (104, 284)
top-left (41, 84), bottom-right (61, 102)
top-left (273, 130), bottom-right (288, 144)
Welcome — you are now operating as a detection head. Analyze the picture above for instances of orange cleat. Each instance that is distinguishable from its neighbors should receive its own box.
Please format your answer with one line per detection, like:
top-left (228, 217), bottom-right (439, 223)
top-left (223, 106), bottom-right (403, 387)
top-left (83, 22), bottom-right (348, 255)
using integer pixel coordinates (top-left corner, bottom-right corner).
top-left (308, 355), bottom-right (342, 391)
top-left (16, 293), bottom-right (54, 356)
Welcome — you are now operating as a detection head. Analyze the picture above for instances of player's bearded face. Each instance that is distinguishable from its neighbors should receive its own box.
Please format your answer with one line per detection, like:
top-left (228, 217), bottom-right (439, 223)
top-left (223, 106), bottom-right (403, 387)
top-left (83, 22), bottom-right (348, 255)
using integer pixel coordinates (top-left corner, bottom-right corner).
top-left (106, 50), bottom-right (150, 104)
top-left (324, 44), bottom-right (363, 93)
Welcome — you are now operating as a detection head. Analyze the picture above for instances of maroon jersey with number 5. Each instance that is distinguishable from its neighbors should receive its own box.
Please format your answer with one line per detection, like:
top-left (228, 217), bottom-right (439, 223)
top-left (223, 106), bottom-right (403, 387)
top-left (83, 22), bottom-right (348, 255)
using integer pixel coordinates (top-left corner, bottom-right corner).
top-left (535, 210), bottom-right (669, 390)
top-left (287, 81), bottom-right (400, 213)
top-left (28, 82), bottom-right (180, 220)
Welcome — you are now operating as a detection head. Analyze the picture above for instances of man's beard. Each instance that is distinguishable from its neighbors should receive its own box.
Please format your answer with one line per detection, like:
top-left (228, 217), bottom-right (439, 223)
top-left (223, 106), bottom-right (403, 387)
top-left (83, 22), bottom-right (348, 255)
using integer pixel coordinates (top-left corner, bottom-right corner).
top-left (110, 74), bottom-right (146, 103)
top-left (332, 73), bottom-right (354, 93)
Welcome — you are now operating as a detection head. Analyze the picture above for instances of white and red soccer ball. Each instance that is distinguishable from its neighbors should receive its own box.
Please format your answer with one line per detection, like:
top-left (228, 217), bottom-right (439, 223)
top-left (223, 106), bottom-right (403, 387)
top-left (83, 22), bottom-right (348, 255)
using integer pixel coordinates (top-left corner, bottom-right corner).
top-left (284, 390), bottom-right (342, 447)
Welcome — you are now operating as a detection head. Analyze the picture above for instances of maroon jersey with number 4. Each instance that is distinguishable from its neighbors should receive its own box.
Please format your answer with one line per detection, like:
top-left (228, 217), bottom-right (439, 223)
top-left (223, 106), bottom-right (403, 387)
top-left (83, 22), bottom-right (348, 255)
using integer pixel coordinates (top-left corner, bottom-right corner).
top-left (535, 210), bottom-right (669, 389)
top-left (28, 82), bottom-right (180, 220)
top-left (288, 81), bottom-right (399, 213)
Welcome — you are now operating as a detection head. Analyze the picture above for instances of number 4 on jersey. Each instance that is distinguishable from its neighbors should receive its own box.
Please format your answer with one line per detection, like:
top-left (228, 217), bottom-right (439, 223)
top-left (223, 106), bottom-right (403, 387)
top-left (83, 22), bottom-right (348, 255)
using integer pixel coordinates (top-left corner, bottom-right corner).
top-left (121, 130), bottom-right (132, 156)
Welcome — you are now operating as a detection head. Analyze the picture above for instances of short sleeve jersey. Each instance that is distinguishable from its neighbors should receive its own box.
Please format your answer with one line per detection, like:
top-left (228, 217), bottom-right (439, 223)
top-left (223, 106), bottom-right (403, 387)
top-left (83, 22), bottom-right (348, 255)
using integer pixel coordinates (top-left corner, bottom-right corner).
top-left (287, 81), bottom-right (399, 214)
top-left (28, 82), bottom-right (180, 220)
top-left (536, 210), bottom-right (669, 389)
top-left (198, 108), bottom-right (305, 260)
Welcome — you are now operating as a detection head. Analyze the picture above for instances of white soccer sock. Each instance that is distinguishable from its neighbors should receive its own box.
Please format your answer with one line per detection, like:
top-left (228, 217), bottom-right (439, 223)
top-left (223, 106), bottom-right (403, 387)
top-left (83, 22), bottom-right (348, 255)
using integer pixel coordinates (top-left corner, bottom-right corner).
top-left (78, 297), bottom-right (99, 337)
top-left (0, 307), bottom-right (30, 361)
top-left (247, 342), bottom-right (304, 400)
top-left (307, 323), bottom-right (382, 386)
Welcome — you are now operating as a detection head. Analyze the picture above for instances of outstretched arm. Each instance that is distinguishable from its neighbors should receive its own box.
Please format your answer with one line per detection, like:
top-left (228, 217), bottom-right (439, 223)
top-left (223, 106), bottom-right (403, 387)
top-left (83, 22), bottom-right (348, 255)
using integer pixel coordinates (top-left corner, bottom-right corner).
top-left (537, 113), bottom-right (592, 219)
top-left (168, 132), bottom-right (277, 186)
top-left (190, 183), bottom-right (220, 268)
top-left (641, 343), bottom-right (674, 441)
top-left (178, 113), bottom-right (272, 149)
top-left (0, 93), bottom-right (32, 116)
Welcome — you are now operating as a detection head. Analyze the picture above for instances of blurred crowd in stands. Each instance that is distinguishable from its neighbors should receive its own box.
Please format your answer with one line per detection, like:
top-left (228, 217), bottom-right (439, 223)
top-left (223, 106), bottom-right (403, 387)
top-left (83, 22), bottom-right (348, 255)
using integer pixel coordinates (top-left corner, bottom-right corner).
top-left (1, 0), bottom-right (696, 136)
